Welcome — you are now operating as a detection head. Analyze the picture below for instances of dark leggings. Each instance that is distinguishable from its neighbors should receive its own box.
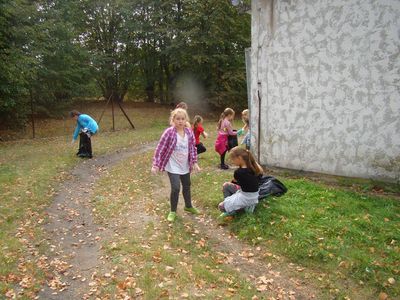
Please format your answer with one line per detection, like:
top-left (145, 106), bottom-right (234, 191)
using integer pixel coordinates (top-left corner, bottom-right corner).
top-left (167, 172), bottom-right (192, 212)
top-left (220, 150), bottom-right (227, 166)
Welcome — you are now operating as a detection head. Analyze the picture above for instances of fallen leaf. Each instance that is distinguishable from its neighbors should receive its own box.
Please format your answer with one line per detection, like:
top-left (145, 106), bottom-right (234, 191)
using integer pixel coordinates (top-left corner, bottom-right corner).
top-left (378, 292), bottom-right (388, 300)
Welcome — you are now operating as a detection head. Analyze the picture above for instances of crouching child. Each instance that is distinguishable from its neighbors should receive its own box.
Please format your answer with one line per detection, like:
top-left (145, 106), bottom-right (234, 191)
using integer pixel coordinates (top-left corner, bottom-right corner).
top-left (218, 147), bottom-right (263, 221)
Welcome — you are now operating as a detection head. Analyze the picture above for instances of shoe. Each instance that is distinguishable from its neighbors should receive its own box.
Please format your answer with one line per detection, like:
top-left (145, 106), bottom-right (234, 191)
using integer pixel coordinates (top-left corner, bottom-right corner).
top-left (184, 207), bottom-right (199, 214)
top-left (167, 211), bottom-right (176, 222)
top-left (220, 164), bottom-right (229, 170)
top-left (217, 212), bottom-right (234, 224)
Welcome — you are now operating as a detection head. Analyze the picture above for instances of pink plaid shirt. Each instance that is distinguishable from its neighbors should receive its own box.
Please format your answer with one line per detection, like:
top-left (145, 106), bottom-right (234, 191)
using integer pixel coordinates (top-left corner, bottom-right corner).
top-left (152, 126), bottom-right (198, 172)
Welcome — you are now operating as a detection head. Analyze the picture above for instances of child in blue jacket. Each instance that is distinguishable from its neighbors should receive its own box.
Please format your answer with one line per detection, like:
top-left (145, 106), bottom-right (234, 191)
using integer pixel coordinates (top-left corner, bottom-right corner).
top-left (70, 110), bottom-right (98, 158)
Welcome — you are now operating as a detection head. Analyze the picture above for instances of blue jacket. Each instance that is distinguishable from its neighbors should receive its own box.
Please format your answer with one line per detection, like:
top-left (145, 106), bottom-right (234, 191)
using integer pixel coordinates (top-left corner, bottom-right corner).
top-left (73, 114), bottom-right (99, 140)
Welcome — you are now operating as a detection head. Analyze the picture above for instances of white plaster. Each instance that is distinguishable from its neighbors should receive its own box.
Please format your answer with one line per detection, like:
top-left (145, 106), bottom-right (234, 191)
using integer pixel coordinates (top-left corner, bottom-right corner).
top-left (250, 0), bottom-right (400, 181)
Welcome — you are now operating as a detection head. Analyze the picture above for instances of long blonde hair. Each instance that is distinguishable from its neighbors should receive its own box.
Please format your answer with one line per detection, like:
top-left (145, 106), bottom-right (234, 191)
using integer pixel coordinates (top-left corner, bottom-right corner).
top-left (217, 108), bottom-right (235, 130)
top-left (229, 147), bottom-right (263, 175)
top-left (170, 108), bottom-right (189, 125)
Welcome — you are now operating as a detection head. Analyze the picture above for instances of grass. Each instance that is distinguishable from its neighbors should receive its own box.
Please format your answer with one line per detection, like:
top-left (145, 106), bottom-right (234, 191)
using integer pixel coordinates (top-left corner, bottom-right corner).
top-left (90, 150), bottom-right (257, 299)
top-left (191, 120), bottom-right (400, 299)
top-left (0, 102), bottom-right (170, 297)
top-left (1, 103), bottom-right (399, 299)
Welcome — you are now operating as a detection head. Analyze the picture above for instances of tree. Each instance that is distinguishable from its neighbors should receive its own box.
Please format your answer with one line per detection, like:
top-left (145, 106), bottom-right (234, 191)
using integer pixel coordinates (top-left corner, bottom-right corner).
top-left (0, 0), bottom-right (94, 127)
top-left (74, 0), bottom-right (141, 103)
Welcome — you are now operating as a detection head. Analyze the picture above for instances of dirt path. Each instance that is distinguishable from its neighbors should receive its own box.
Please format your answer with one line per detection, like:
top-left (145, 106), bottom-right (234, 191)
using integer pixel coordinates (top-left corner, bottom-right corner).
top-left (39, 144), bottom-right (320, 299)
top-left (39, 143), bottom-right (156, 299)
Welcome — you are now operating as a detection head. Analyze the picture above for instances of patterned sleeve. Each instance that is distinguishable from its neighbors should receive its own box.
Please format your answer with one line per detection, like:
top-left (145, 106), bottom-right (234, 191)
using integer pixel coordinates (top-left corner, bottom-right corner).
top-left (188, 128), bottom-right (198, 165)
top-left (152, 128), bottom-right (170, 168)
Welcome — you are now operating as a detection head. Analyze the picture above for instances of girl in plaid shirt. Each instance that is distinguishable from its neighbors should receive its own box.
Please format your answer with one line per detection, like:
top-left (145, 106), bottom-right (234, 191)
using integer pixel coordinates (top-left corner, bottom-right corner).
top-left (152, 108), bottom-right (201, 222)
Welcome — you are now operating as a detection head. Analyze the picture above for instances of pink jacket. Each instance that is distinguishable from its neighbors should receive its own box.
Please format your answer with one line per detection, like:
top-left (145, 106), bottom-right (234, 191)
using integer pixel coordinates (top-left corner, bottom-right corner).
top-left (214, 119), bottom-right (236, 155)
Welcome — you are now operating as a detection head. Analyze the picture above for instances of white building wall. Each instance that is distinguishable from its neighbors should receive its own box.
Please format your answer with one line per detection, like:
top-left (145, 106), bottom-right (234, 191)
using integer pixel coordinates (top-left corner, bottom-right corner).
top-left (250, 0), bottom-right (400, 181)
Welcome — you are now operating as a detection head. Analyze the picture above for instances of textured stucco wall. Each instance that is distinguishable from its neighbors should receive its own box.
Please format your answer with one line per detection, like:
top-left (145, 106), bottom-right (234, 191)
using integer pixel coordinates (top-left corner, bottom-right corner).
top-left (250, 0), bottom-right (400, 181)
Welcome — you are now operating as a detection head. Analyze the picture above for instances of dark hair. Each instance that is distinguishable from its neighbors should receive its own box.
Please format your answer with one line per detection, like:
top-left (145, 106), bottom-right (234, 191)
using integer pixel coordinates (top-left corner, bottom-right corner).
top-left (217, 108), bottom-right (235, 130)
top-left (69, 110), bottom-right (81, 118)
top-left (175, 102), bottom-right (188, 110)
top-left (193, 115), bottom-right (203, 132)
top-left (229, 147), bottom-right (263, 175)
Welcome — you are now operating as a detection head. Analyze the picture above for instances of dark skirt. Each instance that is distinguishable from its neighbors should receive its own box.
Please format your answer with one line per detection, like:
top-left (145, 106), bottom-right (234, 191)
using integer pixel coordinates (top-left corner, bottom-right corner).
top-left (77, 129), bottom-right (93, 158)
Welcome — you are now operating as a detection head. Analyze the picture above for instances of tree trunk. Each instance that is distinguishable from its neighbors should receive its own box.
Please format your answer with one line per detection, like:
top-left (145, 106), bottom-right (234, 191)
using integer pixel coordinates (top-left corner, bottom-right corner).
top-left (145, 84), bottom-right (155, 102)
top-left (158, 62), bottom-right (165, 103)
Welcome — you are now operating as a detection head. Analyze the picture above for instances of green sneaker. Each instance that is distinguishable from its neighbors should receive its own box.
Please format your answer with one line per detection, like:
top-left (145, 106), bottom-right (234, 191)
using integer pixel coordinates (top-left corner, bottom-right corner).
top-left (184, 206), bottom-right (200, 215)
top-left (217, 212), bottom-right (234, 224)
top-left (167, 211), bottom-right (176, 222)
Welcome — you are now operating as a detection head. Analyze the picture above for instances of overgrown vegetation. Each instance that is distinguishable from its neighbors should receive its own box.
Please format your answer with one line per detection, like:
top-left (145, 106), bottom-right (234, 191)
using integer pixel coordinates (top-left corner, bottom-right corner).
top-left (0, 0), bottom-right (250, 127)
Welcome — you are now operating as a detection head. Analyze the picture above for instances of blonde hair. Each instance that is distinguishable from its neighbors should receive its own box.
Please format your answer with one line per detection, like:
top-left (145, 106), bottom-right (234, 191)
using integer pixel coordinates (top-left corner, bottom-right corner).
top-left (241, 109), bottom-right (249, 123)
top-left (229, 147), bottom-right (263, 175)
top-left (217, 108), bottom-right (235, 129)
top-left (193, 115), bottom-right (203, 131)
top-left (170, 108), bottom-right (189, 125)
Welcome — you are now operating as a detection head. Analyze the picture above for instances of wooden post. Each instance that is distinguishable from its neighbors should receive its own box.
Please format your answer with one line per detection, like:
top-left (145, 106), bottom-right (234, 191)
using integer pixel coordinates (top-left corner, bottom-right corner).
top-left (117, 101), bottom-right (135, 129)
top-left (97, 95), bottom-right (112, 126)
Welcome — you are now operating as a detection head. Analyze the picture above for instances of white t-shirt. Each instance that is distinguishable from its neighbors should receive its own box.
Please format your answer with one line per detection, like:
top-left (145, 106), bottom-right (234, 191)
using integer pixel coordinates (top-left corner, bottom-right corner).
top-left (165, 132), bottom-right (189, 175)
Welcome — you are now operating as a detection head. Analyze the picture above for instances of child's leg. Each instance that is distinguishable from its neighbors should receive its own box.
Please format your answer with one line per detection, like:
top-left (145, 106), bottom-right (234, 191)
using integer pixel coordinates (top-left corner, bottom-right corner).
top-left (180, 173), bottom-right (192, 208)
top-left (222, 182), bottom-right (240, 198)
top-left (220, 151), bottom-right (226, 165)
top-left (218, 202), bottom-right (225, 212)
top-left (167, 172), bottom-right (181, 212)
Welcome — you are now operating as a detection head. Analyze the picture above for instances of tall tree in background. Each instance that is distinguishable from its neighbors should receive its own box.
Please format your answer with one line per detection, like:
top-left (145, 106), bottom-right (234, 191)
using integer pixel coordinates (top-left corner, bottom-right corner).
top-left (133, 0), bottom-right (250, 107)
top-left (0, 0), bottom-right (94, 126)
top-left (75, 0), bottom-right (141, 103)
top-left (0, 0), bottom-right (38, 126)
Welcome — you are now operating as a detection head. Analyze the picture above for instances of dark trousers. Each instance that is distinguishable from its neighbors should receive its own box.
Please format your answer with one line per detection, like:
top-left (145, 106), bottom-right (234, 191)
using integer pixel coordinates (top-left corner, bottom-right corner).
top-left (223, 182), bottom-right (240, 198)
top-left (167, 172), bottom-right (192, 212)
top-left (77, 131), bottom-right (92, 158)
top-left (220, 150), bottom-right (227, 166)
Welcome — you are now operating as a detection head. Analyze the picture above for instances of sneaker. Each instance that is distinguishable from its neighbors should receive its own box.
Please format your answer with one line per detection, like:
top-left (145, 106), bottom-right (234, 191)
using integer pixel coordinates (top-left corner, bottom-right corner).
top-left (220, 164), bottom-right (229, 170)
top-left (167, 211), bottom-right (176, 222)
top-left (184, 206), bottom-right (200, 214)
top-left (217, 212), bottom-right (234, 224)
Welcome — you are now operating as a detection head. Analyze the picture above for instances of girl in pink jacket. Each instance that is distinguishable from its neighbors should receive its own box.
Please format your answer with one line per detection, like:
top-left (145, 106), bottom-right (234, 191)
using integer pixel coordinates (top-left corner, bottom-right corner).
top-left (214, 108), bottom-right (237, 169)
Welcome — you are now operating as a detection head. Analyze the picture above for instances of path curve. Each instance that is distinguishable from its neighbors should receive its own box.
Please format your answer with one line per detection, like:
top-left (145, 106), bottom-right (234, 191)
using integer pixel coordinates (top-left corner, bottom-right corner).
top-left (39, 143), bottom-right (320, 299)
top-left (39, 143), bottom-right (156, 299)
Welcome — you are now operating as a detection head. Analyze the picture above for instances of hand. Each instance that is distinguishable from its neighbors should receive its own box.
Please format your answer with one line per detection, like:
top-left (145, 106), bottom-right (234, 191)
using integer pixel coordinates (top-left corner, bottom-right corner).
top-left (203, 132), bottom-right (208, 139)
top-left (151, 166), bottom-right (159, 175)
top-left (193, 163), bottom-right (201, 172)
top-left (71, 139), bottom-right (75, 145)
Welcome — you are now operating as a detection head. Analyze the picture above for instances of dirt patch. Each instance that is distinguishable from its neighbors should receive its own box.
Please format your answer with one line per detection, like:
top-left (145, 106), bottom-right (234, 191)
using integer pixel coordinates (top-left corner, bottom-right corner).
top-left (38, 143), bottom-right (155, 299)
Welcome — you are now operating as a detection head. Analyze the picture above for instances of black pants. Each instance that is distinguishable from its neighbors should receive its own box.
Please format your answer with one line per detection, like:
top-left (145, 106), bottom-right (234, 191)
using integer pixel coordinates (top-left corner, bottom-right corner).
top-left (167, 172), bottom-right (192, 212)
top-left (77, 130), bottom-right (93, 158)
